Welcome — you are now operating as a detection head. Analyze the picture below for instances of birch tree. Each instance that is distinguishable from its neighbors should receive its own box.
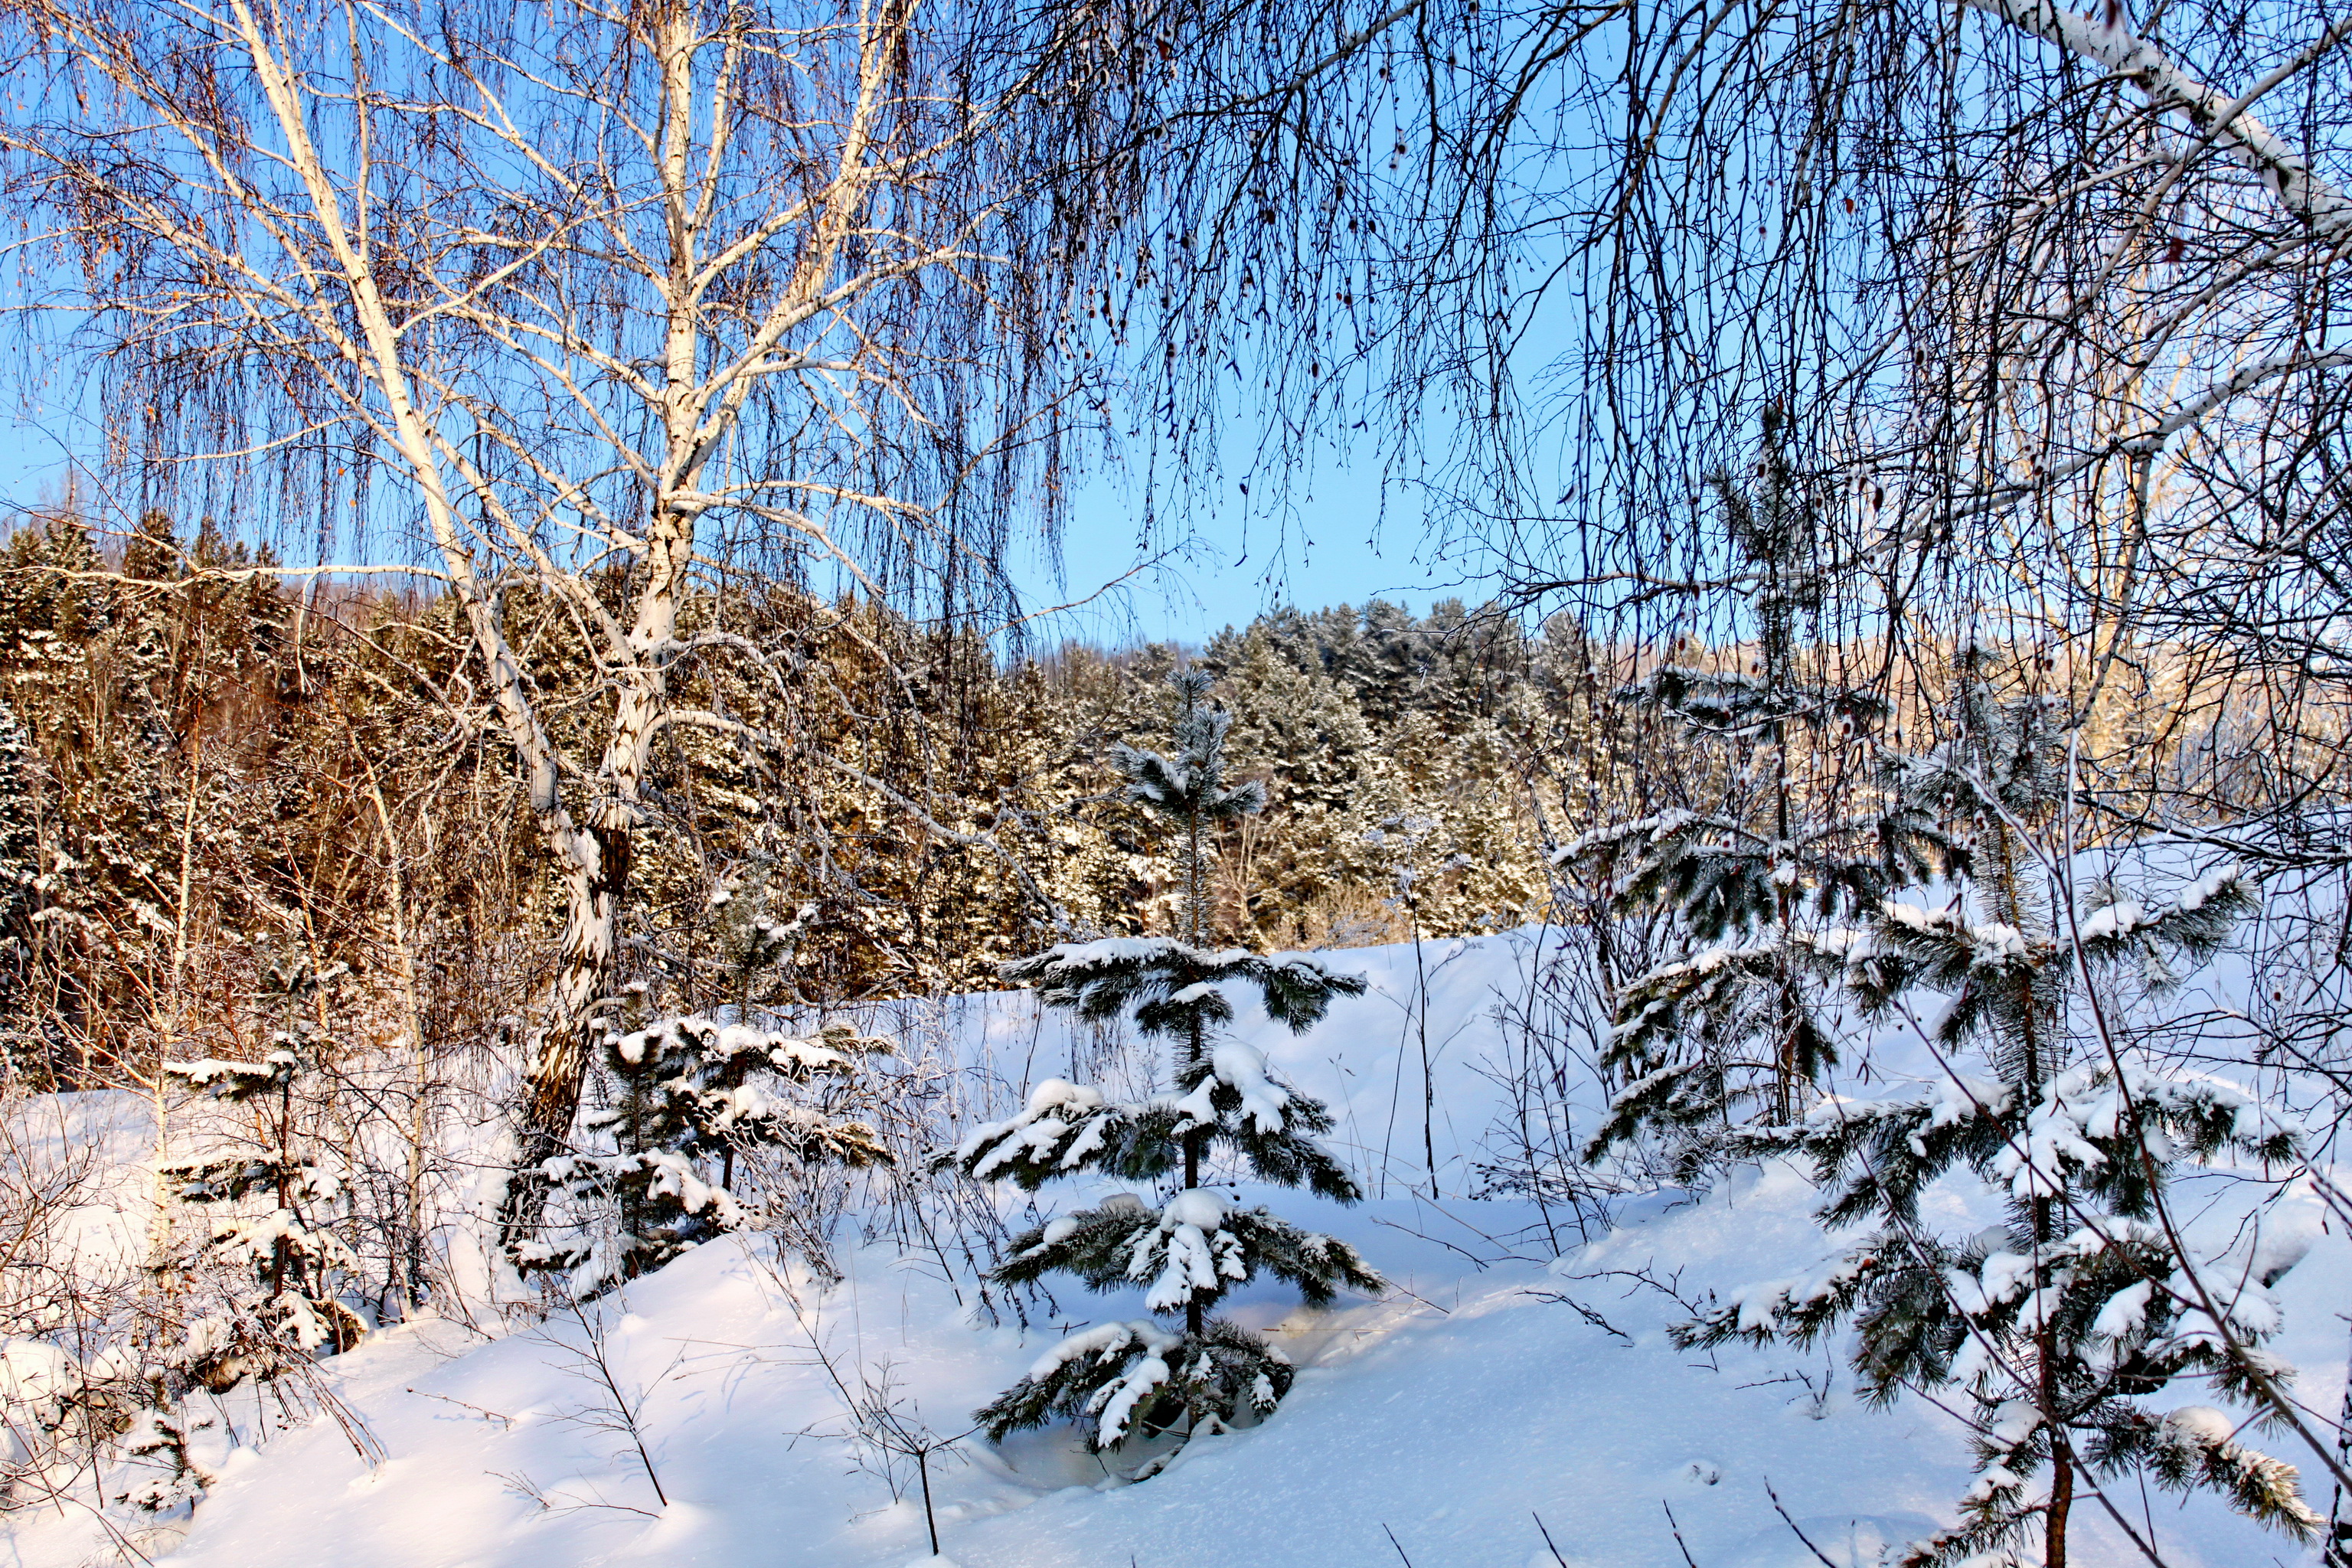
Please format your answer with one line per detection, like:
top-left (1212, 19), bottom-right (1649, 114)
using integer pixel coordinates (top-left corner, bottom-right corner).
top-left (1380, 0), bottom-right (2352, 538)
top-left (1358, 0), bottom-right (2352, 814)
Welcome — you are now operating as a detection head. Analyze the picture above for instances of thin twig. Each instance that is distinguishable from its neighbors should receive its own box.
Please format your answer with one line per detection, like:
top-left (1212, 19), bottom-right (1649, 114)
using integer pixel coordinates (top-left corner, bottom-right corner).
top-left (1534, 1511), bottom-right (1573, 1566)
top-left (1663, 1499), bottom-right (1702, 1568)
top-left (1763, 1478), bottom-right (1839, 1568)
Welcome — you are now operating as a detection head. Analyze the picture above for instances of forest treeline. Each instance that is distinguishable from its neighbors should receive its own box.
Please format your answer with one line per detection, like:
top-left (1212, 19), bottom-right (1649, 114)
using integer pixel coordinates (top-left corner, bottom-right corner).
top-left (3, 502), bottom-right (2297, 1104)
top-left (0, 506), bottom-right (1644, 1093)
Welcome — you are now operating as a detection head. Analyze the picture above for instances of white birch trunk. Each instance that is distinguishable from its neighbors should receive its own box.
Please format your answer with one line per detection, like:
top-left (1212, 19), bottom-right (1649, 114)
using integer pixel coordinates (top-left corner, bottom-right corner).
top-left (1967, 0), bottom-right (2352, 235)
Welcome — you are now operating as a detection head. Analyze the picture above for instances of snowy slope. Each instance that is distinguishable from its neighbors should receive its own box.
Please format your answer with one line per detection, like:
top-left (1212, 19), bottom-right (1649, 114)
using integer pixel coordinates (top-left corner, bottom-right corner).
top-left (13, 926), bottom-right (2348, 1568)
top-left (109, 1183), bottom-right (2347, 1568)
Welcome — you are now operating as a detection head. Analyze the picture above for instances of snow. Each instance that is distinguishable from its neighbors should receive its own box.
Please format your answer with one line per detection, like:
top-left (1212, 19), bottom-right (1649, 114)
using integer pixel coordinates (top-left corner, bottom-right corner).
top-left (5, 921), bottom-right (2346, 1568)
top-left (1625, 940), bottom-right (1778, 992)
top-left (167, 1055), bottom-right (290, 1087)
top-left (1879, 898), bottom-right (1953, 933)
top-left (1019, 936), bottom-right (1253, 971)
top-left (2074, 899), bottom-right (2148, 944)
top-left (93, 1216), bottom-right (1956, 1567)
top-left (1158, 1188), bottom-right (1228, 1230)
top-left (1091, 1333), bottom-right (1178, 1445)
top-left (956, 1078), bottom-right (1113, 1179)
top-left (2163, 1405), bottom-right (2240, 1449)
top-left (1556, 808), bottom-right (1699, 864)
top-left (1133, 1190), bottom-right (1246, 1311)
top-left (1171, 1041), bottom-right (1292, 1133)
top-left (2215, 1180), bottom-right (2328, 1288)
top-left (2175, 864), bottom-right (2244, 912)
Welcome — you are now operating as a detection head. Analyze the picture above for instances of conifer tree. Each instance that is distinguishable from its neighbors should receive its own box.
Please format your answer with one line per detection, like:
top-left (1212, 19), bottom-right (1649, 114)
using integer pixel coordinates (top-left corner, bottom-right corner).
top-left (0, 701), bottom-right (43, 1085)
top-left (1213, 623), bottom-right (1394, 943)
top-left (161, 1040), bottom-right (366, 1380)
top-left (1574, 414), bottom-right (1929, 1167)
top-left (520, 996), bottom-right (893, 1295)
top-left (951, 670), bottom-right (1380, 1475)
top-left (1354, 599), bottom-right (1431, 727)
top-left (710, 861), bottom-right (815, 1018)
top-left (1676, 653), bottom-right (2319, 1567)
top-left (159, 952), bottom-right (366, 1390)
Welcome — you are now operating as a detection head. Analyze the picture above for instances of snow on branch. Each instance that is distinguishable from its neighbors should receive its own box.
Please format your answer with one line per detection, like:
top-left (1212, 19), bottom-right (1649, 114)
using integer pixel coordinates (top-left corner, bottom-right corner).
top-left (948, 1078), bottom-right (1143, 1187)
top-left (999, 938), bottom-right (1367, 1037)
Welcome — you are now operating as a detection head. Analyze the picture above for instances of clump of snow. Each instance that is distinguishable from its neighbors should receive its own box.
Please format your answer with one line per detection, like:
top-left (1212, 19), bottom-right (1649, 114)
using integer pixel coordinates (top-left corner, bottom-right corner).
top-left (2073, 899), bottom-right (2147, 944)
top-left (1027, 1319), bottom-right (1178, 1383)
top-left (1878, 899), bottom-right (1953, 934)
top-left (2162, 1406), bottom-right (2237, 1449)
top-left (1021, 936), bottom-right (1253, 970)
top-left (2174, 864), bottom-right (2244, 912)
top-left (956, 1079), bottom-right (1116, 1179)
top-left (1092, 1335), bottom-right (1177, 1446)
top-left (1125, 1191), bottom-right (1247, 1312)
top-left (1171, 1042), bottom-right (1292, 1134)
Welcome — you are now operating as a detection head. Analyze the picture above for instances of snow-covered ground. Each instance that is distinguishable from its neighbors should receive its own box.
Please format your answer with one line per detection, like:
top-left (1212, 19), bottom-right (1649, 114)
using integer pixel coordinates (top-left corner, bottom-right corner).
top-left (10, 925), bottom-right (2347, 1568)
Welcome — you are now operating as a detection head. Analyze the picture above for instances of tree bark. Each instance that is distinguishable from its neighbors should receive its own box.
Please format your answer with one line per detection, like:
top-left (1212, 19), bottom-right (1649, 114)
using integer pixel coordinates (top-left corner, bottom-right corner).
top-left (2043, 1407), bottom-right (2073, 1568)
top-left (1184, 1002), bottom-right (1206, 1338)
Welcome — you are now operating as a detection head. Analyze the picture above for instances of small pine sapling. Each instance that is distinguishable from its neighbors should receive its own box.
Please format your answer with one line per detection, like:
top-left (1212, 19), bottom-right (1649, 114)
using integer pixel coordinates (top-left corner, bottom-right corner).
top-left (1573, 414), bottom-right (1934, 1169)
top-left (112, 950), bottom-right (359, 1511)
top-left (115, 1405), bottom-right (214, 1514)
top-left (708, 858), bottom-right (816, 1018)
top-left (521, 995), bottom-right (893, 1295)
top-left (949, 670), bottom-right (1380, 1477)
top-left (705, 863), bottom-right (819, 1191)
top-left (1677, 655), bottom-right (2320, 1566)
top-left (160, 961), bottom-right (366, 1389)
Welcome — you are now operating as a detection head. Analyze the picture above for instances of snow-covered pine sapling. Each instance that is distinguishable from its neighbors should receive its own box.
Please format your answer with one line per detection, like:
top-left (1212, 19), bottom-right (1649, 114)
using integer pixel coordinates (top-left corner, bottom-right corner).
top-left (962, 1036), bottom-right (1380, 1474)
top-left (950, 669), bottom-right (1380, 1475)
top-left (130, 952), bottom-right (359, 1510)
top-left (705, 864), bottom-right (818, 1191)
top-left (161, 1033), bottom-right (365, 1390)
top-left (1677, 858), bottom-right (2324, 1567)
top-left (1573, 413), bottom-right (1931, 1168)
top-left (520, 1004), bottom-right (892, 1296)
top-left (708, 858), bottom-right (816, 1019)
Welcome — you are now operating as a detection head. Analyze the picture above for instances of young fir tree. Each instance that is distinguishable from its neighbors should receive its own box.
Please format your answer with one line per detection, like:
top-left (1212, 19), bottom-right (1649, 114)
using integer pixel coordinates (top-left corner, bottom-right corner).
top-left (159, 952), bottom-right (366, 1392)
top-left (1677, 654), bottom-right (2320, 1567)
top-left (520, 991), bottom-right (892, 1295)
top-left (709, 859), bottom-right (816, 1019)
top-left (1573, 413), bottom-right (1932, 1168)
top-left (951, 670), bottom-right (1380, 1475)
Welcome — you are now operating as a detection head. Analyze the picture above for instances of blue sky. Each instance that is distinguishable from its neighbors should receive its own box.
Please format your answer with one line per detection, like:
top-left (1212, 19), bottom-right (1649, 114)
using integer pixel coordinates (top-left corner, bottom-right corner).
top-left (1002, 462), bottom-right (1475, 646)
top-left (0, 391), bottom-right (1484, 647)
